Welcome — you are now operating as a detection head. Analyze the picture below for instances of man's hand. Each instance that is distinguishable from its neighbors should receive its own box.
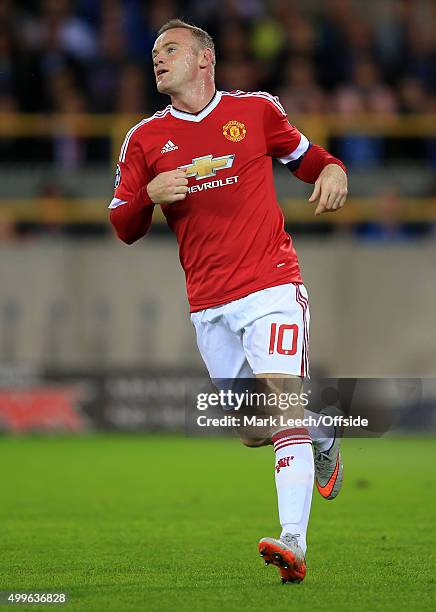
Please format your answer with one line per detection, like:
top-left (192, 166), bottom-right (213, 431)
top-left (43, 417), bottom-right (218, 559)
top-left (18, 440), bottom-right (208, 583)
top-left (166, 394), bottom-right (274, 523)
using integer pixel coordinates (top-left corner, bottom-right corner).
top-left (147, 169), bottom-right (189, 204)
top-left (308, 164), bottom-right (348, 216)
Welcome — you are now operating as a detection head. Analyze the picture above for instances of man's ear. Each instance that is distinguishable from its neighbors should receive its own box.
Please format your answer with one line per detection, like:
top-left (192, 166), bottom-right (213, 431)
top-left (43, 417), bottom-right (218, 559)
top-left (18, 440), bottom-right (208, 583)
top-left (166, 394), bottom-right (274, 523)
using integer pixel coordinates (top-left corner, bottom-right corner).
top-left (199, 48), bottom-right (213, 69)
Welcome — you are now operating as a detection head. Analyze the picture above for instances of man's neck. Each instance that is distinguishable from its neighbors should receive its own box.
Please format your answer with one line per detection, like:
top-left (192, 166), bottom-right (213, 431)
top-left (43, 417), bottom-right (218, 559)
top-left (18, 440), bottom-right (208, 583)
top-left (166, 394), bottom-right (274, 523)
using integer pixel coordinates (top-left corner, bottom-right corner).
top-left (170, 82), bottom-right (216, 114)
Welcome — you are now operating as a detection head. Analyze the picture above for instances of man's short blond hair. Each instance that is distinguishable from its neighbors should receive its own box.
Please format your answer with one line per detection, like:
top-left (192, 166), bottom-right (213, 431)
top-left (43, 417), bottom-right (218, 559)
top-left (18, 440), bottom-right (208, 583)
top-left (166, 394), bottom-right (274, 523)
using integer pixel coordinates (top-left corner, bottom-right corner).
top-left (157, 19), bottom-right (216, 67)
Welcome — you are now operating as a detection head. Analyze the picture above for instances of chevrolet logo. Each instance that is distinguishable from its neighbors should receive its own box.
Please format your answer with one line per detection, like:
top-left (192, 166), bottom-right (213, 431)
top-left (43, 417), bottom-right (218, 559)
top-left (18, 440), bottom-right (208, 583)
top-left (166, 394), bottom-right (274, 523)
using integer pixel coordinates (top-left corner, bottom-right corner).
top-left (178, 154), bottom-right (235, 180)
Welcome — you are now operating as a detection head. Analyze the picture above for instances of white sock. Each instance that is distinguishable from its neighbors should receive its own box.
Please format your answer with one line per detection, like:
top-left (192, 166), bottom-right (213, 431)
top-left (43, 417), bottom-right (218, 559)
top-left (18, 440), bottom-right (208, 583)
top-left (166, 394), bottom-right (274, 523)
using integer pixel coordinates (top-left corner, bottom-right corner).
top-left (304, 408), bottom-right (335, 452)
top-left (272, 428), bottom-right (314, 554)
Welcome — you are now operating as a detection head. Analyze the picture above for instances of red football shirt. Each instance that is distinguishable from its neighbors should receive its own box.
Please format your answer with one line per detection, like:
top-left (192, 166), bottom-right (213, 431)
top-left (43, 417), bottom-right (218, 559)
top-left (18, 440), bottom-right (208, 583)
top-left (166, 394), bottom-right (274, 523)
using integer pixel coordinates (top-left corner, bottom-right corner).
top-left (111, 90), bottom-right (310, 312)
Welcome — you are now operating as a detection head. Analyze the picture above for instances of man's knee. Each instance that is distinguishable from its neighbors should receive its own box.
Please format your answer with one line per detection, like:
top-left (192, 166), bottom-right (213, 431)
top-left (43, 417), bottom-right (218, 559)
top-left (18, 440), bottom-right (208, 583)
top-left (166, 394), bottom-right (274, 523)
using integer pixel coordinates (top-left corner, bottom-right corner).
top-left (239, 436), bottom-right (272, 448)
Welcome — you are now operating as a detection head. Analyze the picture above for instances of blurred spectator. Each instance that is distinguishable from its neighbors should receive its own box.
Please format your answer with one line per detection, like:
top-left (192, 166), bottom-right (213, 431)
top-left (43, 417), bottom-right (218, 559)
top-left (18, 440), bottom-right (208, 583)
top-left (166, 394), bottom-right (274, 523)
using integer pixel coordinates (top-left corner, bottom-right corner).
top-left (0, 20), bottom-right (43, 111)
top-left (398, 77), bottom-right (428, 113)
top-left (0, 207), bottom-right (15, 241)
top-left (250, 15), bottom-right (286, 63)
top-left (21, 0), bottom-right (97, 62)
top-left (38, 181), bottom-right (68, 230)
top-left (45, 67), bottom-right (87, 169)
top-left (216, 20), bottom-right (266, 91)
top-left (14, 181), bottom-right (68, 238)
top-left (122, 0), bottom-right (178, 60)
top-left (354, 188), bottom-right (432, 241)
top-left (116, 64), bottom-right (149, 114)
top-left (288, 15), bottom-right (317, 59)
top-left (344, 16), bottom-right (375, 62)
top-left (374, 0), bottom-right (409, 80)
top-left (315, 0), bottom-right (355, 88)
top-left (278, 58), bottom-right (327, 114)
top-left (218, 21), bottom-right (250, 62)
top-left (0, 93), bottom-right (21, 161)
top-left (217, 58), bottom-right (261, 92)
top-left (404, 23), bottom-right (435, 90)
top-left (87, 0), bottom-right (127, 112)
top-left (332, 59), bottom-right (398, 167)
top-left (343, 58), bottom-right (398, 113)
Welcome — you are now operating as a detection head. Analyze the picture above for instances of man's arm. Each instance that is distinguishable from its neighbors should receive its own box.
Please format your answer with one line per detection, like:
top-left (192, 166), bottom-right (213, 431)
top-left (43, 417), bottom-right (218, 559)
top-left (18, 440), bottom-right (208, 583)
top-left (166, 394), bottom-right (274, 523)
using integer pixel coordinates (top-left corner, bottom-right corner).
top-left (262, 95), bottom-right (348, 216)
top-left (290, 144), bottom-right (348, 216)
top-left (109, 132), bottom-right (154, 244)
top-left (109, 170), bottom-right (189, 244)
top-left (108, 123), bottom-right (188, 245)
top-left (109, 188), bottom-right (154, 244)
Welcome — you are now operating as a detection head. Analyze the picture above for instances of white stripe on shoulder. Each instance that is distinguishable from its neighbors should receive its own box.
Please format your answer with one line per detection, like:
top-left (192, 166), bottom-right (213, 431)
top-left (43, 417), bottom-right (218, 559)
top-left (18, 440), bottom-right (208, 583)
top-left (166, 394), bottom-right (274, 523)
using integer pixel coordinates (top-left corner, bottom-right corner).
top-left (108, 198), bottom-right (127, 209)
top-left (119, 106), bottom-right (171, 162)
top-left (277, 134), bottom-right (310, 164)
top-left (221, 90), bottom-right (287, 116)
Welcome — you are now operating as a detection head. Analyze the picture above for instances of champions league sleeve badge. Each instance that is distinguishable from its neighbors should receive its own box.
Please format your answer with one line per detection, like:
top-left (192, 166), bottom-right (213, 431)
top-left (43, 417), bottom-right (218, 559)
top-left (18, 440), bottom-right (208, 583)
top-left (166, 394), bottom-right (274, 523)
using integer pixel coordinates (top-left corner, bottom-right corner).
top-left (114, 164), bottom-right (121, 188)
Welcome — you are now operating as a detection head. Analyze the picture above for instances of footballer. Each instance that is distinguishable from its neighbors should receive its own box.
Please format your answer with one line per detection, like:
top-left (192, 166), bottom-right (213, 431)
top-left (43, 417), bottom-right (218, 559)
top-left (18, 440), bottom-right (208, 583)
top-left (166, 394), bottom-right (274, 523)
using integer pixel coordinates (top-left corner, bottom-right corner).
top-left (109, 19), bottom-right (348, 584)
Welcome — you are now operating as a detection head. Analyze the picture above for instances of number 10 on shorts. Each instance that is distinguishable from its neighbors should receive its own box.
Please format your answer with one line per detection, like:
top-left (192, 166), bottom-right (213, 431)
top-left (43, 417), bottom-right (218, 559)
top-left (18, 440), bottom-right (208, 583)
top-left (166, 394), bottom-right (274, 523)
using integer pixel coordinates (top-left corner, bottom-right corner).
top-left (269, 323), bottom-right (298, 356)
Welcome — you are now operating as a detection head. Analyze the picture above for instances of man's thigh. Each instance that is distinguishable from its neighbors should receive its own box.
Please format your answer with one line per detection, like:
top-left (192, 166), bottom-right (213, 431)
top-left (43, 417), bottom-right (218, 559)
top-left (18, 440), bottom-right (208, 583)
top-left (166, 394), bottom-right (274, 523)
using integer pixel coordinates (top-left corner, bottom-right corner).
top-left (240, 283), bottom-right (310, 377)
top-left (190, 309), bottom-right (253, 379)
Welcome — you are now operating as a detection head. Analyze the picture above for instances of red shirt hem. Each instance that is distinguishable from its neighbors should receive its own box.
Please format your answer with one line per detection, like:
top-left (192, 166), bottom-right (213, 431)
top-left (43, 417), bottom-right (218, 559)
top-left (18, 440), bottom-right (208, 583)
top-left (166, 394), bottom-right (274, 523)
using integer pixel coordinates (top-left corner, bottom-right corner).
top-left (189, 273), bottom-right (302, 313)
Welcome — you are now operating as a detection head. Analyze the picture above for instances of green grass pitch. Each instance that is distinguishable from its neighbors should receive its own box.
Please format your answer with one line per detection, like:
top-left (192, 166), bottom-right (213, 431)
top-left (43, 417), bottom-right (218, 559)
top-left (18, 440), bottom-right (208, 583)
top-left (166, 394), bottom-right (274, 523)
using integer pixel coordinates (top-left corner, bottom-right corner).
top-left (1, 435), bottom-right (435, 611)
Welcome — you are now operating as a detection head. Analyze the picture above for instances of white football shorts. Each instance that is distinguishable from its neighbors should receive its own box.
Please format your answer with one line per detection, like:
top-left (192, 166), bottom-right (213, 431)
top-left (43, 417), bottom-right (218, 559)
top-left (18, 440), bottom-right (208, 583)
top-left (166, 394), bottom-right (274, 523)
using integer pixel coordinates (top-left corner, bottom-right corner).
top-left (190, 283), bottom-right (310, 379)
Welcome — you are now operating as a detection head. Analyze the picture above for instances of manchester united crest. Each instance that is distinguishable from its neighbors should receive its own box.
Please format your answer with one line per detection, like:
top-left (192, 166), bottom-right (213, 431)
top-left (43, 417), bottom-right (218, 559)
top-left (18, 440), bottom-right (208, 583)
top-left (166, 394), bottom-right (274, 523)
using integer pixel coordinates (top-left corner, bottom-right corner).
top-left (223, 120), bottom-right (247, 142)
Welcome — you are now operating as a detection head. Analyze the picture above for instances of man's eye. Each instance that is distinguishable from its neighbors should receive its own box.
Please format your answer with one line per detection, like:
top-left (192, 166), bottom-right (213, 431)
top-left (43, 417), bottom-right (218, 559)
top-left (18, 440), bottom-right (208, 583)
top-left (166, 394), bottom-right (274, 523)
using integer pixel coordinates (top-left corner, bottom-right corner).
top-left (168, 47), bottom-right (175, 53)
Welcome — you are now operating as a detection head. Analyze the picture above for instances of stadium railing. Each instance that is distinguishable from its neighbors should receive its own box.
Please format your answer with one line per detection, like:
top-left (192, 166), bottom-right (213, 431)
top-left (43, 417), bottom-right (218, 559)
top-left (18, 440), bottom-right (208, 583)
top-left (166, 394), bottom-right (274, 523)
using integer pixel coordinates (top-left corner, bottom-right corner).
top-left (1, 113), bottom-right (435, 224)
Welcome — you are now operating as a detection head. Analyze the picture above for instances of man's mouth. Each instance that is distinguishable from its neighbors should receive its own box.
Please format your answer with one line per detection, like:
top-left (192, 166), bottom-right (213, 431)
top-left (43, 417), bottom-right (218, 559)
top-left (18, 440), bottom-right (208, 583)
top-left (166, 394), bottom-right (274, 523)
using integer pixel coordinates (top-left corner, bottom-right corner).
top-left (156, 69), bottom-right (169, 78)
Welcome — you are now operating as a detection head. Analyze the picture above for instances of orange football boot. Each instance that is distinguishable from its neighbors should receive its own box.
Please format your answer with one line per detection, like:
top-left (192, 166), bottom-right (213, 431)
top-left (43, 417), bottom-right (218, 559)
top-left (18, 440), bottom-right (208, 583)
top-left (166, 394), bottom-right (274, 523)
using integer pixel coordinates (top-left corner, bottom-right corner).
top-left (258, 534), bottom-right (306, 584)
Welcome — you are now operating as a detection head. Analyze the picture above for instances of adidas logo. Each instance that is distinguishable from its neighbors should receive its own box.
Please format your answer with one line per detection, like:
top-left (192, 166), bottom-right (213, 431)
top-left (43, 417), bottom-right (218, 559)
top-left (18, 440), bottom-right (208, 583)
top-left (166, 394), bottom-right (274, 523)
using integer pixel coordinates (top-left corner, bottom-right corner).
top-left (161, 140), bottom-right (178, 154)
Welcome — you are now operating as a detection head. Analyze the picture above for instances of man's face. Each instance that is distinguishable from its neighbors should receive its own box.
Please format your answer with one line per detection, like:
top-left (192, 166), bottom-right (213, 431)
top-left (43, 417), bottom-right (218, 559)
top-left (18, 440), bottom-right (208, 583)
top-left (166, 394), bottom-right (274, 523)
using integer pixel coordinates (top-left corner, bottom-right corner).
top-left (152, 28), bottom-right (202, 95)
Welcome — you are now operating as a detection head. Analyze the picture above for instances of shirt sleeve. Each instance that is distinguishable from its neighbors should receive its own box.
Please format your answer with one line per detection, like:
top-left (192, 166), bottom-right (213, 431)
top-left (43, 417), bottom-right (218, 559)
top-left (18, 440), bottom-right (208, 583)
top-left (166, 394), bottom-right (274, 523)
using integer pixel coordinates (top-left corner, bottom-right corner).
top-left (108, 126), bottom-right (154, 244)
top-left (112, 130), bottom-right (152, 202)
top-left (293, 144), bottom-right (348, 184)
top-left (263, 95), bottom-right (310, 164)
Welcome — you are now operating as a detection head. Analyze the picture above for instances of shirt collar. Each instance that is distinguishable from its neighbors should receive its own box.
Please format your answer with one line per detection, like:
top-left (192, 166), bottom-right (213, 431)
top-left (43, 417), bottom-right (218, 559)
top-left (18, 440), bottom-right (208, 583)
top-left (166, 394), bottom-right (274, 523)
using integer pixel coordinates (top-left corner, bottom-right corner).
top-left (170, 90), bottom-right (222, 122)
